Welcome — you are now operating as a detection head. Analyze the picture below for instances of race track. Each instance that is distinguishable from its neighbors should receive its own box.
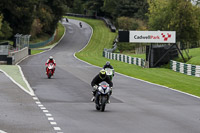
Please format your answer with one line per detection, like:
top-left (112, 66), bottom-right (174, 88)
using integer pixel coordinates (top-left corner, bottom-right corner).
top-left (19, 19), bottom-right (200, 133)
top-left (0, 72), bottom-right (54, 133)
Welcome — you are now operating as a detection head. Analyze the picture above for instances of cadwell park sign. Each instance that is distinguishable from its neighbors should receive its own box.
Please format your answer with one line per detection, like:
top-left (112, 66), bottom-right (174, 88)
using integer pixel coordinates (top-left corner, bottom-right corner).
top-left (117, 30), bottom-right (178, 68)
top-left (118, 30), bottom-right (176, 43)
top-left (130, 31), bottom-right (176, 43)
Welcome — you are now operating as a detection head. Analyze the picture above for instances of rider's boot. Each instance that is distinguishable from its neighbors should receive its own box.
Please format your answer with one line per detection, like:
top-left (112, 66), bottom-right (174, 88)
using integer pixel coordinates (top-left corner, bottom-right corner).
top-left (90, 91), bottom-right (96, 102)
top-left (91, 96), bottom-right (95, 102)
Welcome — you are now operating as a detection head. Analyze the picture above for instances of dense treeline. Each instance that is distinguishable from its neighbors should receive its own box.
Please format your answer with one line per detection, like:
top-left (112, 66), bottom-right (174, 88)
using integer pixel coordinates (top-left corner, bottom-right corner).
top-left (0, 0), bottom-right (200, 44)
top-left (147, 0), bottom-right (200, 43)
top-left (71, 0), bottom-right (148, 19)
top-left (70, 0), bottom-right (200, 43)
top-left (0, 0), bottom-right (72, 40)
top-left (70, 0), bottom-right (149, 30)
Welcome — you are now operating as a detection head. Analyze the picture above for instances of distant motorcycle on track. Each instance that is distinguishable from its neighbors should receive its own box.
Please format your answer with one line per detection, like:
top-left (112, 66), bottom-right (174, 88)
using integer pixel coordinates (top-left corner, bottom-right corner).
top-left (79, 22), bottom-right (82, 28)
top-left (46, 63), bottom-right (55, 79)
top-left (104, 68), bottom-right (114, 81)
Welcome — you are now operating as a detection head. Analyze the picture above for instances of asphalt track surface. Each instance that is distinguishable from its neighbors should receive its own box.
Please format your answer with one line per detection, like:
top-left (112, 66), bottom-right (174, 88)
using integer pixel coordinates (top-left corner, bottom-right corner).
top-left (18, 19), bottom-right (200, 133)
top-left (0, 72), bottom-right (53, 133)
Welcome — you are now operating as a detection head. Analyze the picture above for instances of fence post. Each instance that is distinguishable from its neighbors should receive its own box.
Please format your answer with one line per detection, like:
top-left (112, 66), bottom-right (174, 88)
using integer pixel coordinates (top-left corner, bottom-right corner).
top-left (191, 65), bottom-right (196, 76)
top-left (176, 62), bottom-right (180, 72)
top-left (184, 63), bottom-right (187, 74)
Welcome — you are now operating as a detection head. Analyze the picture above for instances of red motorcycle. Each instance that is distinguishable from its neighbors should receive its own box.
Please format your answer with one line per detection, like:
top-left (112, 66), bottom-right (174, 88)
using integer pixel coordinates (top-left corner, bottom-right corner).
top-left (46, 63), bottom-right (55, 79)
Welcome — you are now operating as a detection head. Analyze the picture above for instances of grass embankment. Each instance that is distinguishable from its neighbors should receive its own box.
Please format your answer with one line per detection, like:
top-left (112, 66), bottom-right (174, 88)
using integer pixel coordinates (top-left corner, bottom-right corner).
top-left (67, 16), bottom-right (200, 97)
top-left (0, 65), bottom-right (31, 93)
top-left (181, 48), bottom-right (200, 65)
top-left (123, 52), bottom-right (145, 59)
top-left (31, 23), bottom-right (65, 55)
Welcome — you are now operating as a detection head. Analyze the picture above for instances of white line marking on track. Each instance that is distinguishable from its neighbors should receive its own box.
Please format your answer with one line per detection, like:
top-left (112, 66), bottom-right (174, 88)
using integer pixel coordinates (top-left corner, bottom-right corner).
top-left (54, 127), bottom-right (61, 131)
top-left (50, 122), bottom-right (57, 125)
top-left (48, 117), bottom-right (54, 121)
top-left (40, 107), bottom-right (46, 110)
top-left (17, 65), bottom-right (35, 96)
top-left (32, 96), bottom-right (62, 132)
top-left (33, 97), bottom-right (38, 100)
top-left (46, 113), bottom-right (52, 116)
top-left (0, 68), bottom-right (34, 96)
top-left (36, 101), bottom-right (41, 104)
top-left (0, 130), bottom-right (7, 133)
top-left (43, 110), bottom-right (49, 113)
top-left (38, 104), bottom-right (44, 107)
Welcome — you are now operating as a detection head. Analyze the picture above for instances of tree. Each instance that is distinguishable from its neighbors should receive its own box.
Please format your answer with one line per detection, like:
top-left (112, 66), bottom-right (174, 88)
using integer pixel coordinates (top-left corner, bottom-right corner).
top-left (0, 14), bottom-right (3, 38)
top-left (84, 0), bottom-right (104, 16)
top-left (147, 0), bottom-right (200, 42)
top-left (0, 14), bottom-right (13, 39)
top-left (147, 0), bottom-right (169, 30)
top-left (102, 0), bottom-right (148, 20)
top-left (169, 0), bottom-right (200, 42)
top-left (0, 0), bottom-right (35, 35)
top-left (0, 0), bottom-right (70, 39)
top-left (72, 0), bottom-right (84, 14)
top-left (43, 0), bottom-right (68, 34)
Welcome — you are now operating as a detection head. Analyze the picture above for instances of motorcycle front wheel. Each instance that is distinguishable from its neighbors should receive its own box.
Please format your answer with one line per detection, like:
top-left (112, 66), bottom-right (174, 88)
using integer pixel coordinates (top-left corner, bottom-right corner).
top-left (100, 96), bottom-right (107, 112)
top-left (96, 105), bottom-right (100, 110)
top-left (48, 71), bottom-right (52, 79)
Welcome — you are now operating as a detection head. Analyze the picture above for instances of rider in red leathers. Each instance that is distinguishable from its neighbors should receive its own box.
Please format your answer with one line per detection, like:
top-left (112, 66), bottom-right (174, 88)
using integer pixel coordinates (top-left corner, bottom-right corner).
top-left (45, 56), bottom-right (56, 74)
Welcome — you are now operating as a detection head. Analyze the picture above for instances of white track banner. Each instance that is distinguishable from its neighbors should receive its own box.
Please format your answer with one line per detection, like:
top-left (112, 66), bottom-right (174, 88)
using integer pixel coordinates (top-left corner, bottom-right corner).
top-left (129, 31), bottom-right (176, 43)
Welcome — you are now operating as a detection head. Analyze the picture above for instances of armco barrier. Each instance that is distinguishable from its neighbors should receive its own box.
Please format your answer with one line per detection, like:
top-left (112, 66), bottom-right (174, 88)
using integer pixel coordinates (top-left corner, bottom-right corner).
top-left (103, 51), bottom-right (145, 67)
top-left (8, 47), bottom-right (28, 64)
top-left (29, 33), bottom-right (55, 48)
top-left (170, 60), bottom-right (200, 77)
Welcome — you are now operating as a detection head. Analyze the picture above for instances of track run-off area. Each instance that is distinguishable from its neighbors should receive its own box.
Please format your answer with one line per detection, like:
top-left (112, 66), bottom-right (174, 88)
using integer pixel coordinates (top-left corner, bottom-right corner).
top-left (1, 19), bottom-right (200, 133)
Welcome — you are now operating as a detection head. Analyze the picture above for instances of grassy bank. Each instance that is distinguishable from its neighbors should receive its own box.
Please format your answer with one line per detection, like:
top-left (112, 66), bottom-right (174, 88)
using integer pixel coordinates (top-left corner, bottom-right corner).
top-left (47, 23), bottom-right (65, 46)
top-left (0, 65), bottom-right (32, 94)
top-left (31, 23), bottom-right (65, 55)
top-left (181, 48), bottom-right (200, 65)
top-left (31, 49), bottom-right (44, 55)
top-left (67, 16), bottom-right (200, 97)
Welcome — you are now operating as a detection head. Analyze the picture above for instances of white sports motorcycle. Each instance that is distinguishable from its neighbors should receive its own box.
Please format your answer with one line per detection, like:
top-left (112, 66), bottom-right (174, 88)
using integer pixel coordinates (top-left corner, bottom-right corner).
top-left (95, 81), bottom-right (112, 112)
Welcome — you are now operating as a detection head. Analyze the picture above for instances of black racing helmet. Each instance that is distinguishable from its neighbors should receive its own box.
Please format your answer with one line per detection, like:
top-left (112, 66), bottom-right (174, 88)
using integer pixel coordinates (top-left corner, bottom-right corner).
top-left (106, 61), bottom-right (110, 65)
top-left (99, 69), bottom-right (106, 79)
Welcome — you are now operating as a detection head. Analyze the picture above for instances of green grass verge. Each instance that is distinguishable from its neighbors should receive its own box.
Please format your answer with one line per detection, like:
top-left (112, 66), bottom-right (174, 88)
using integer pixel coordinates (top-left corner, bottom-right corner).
top-left (31, 49), bottom-right (44, 55)
top-left (47, 23), bottom-right (65, 46)
top-left (30, 34), bottom-right (51, 44)
top-left (30, 22), bottom-right (65, 54)
top-left (67, 16), bottom-right (200, 97)
top-left (30, 23), bottom-right (64, 44)
top-left (0, 65), bottom-right (30, 92)
top-left (122, 52), bottom-right (145, 59)
top-left (181, 48), bottom-right (200, 65)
